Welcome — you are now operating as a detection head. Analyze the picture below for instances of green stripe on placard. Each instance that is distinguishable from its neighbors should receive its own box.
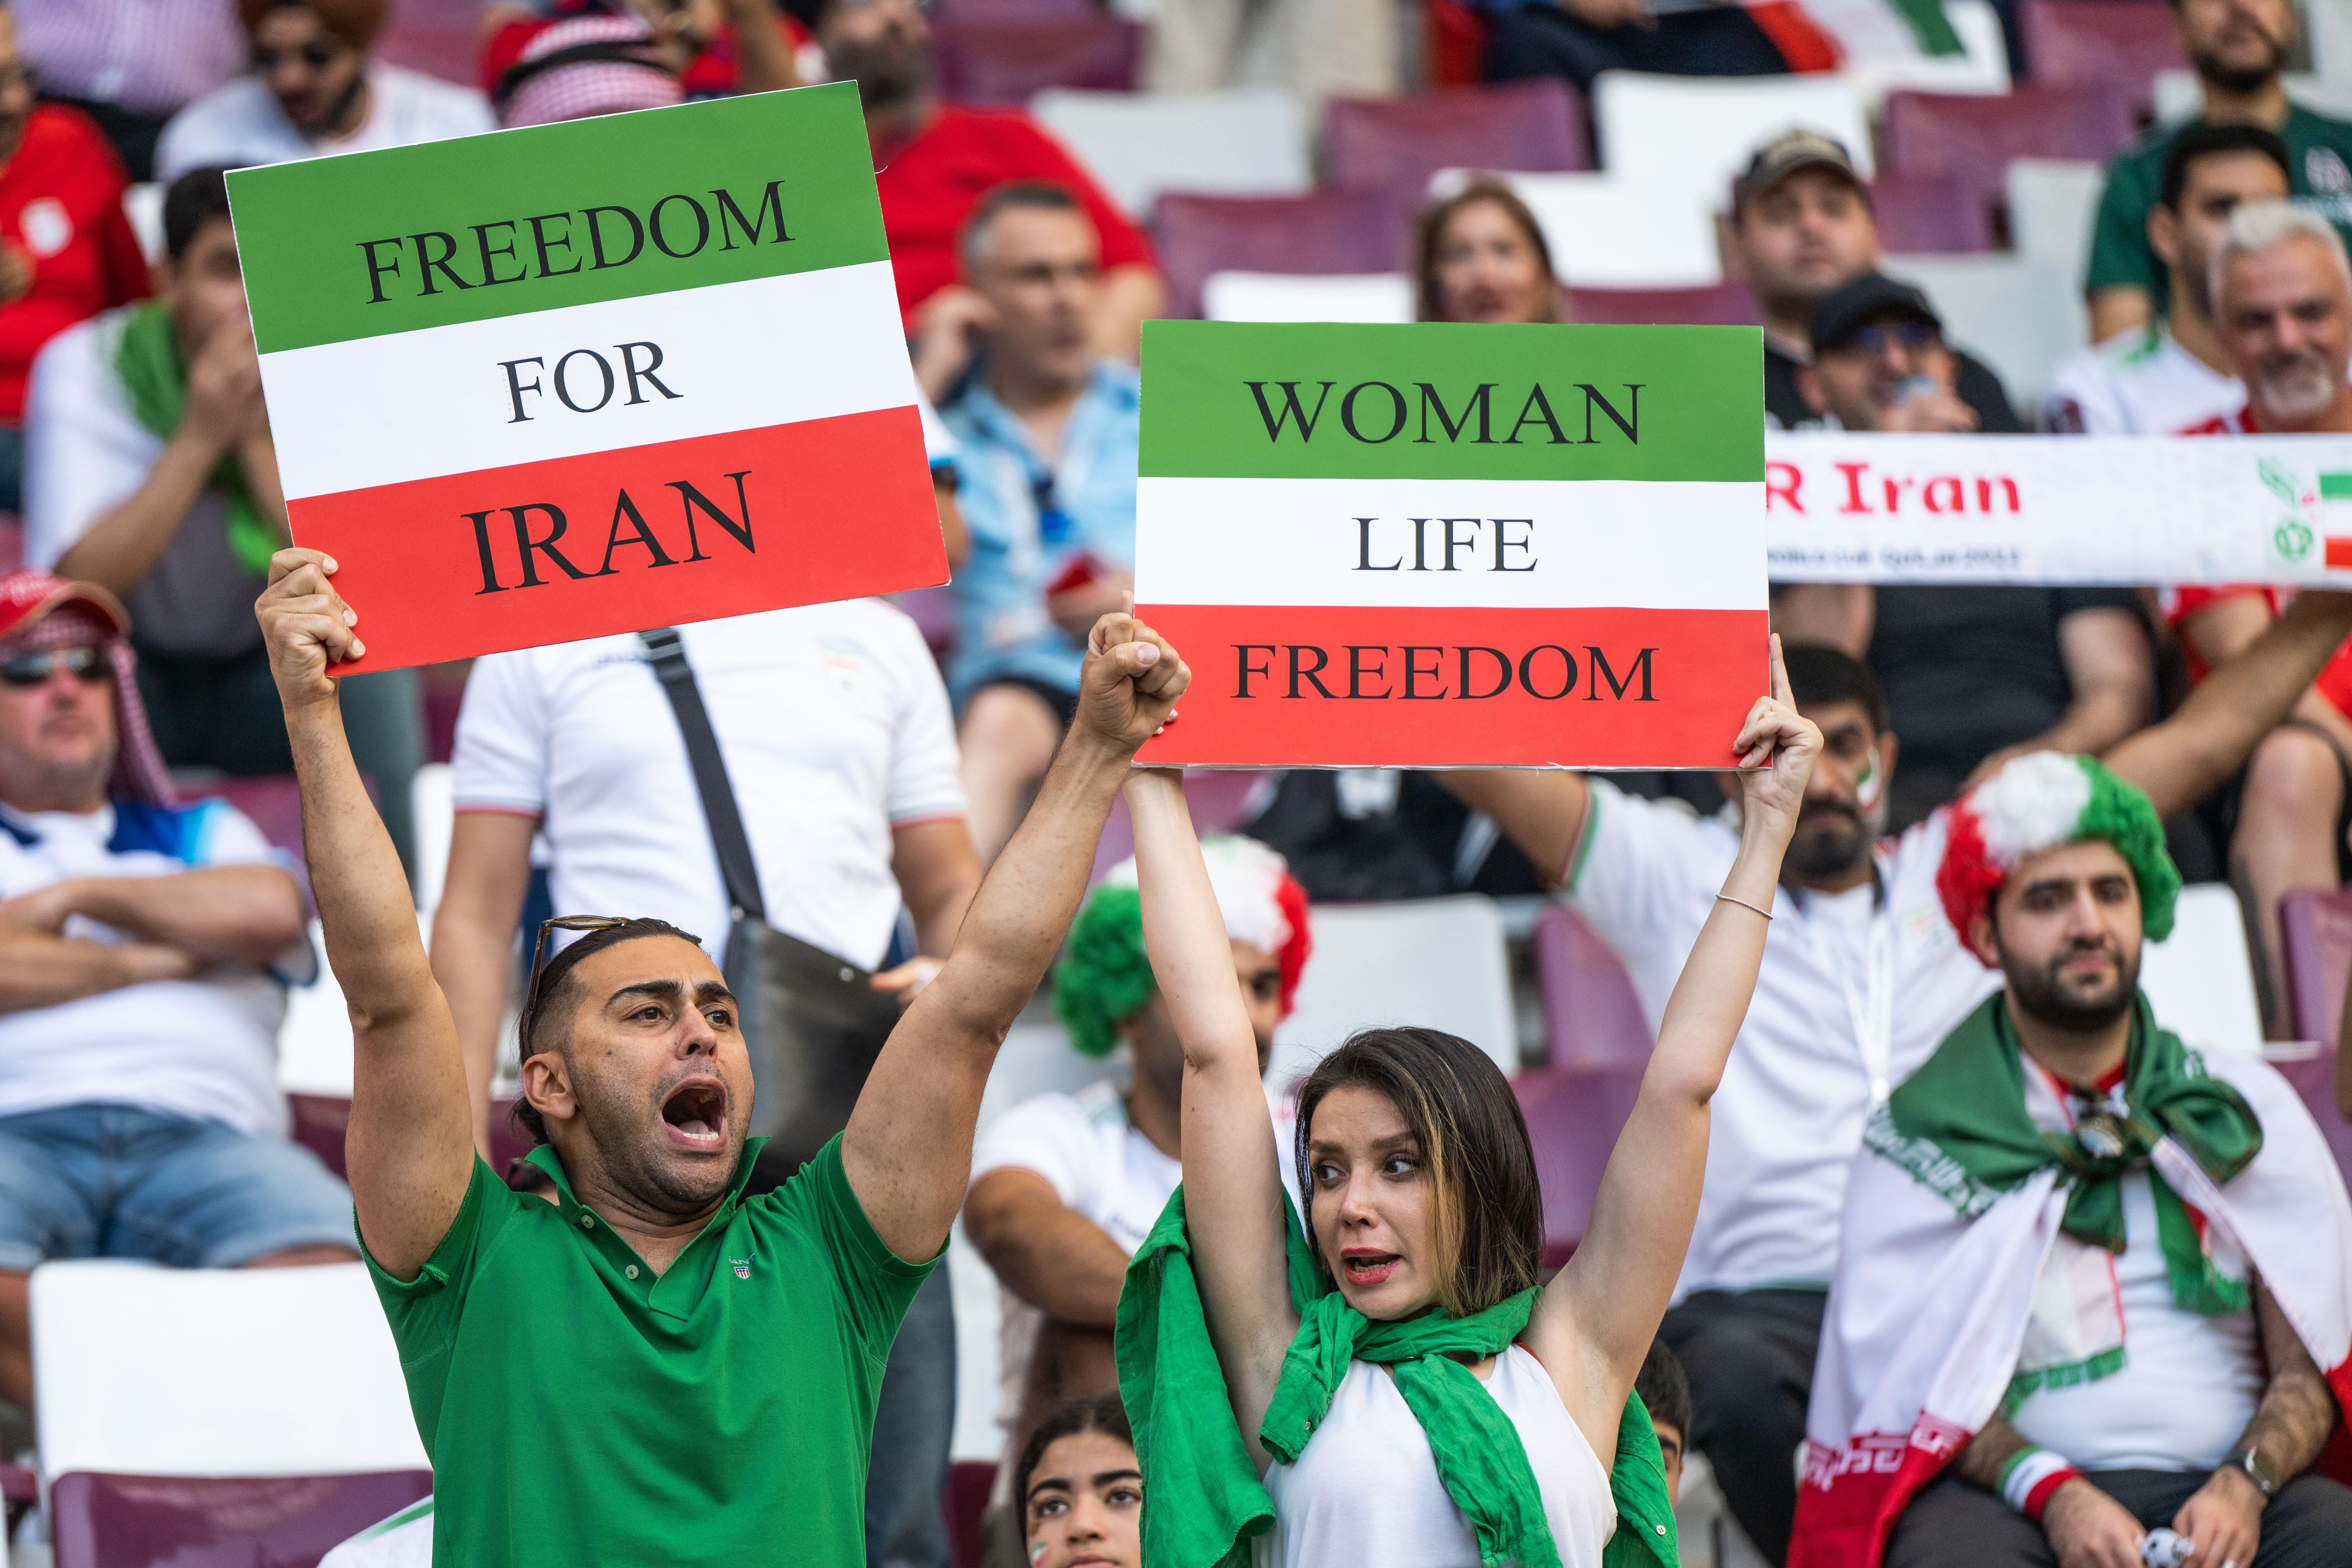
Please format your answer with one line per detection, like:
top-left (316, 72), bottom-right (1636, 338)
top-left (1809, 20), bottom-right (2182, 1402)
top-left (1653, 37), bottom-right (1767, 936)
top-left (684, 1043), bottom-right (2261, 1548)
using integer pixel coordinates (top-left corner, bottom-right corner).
top-left (230, 82), bottom-right (887, 356)
top-left (2321, 472), bottom-right (2352, 499)
top-left (1885, 0), bottom-right (1966, 58)
top-left (1140, 320), bottom-right (1761, 481)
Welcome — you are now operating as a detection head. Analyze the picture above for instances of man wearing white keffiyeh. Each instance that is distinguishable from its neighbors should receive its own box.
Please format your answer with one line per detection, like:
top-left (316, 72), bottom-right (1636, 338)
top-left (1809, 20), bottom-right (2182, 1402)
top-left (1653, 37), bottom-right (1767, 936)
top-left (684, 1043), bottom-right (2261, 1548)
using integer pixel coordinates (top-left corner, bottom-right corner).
top-left (1795, 753), bottom-right (2352, 1568)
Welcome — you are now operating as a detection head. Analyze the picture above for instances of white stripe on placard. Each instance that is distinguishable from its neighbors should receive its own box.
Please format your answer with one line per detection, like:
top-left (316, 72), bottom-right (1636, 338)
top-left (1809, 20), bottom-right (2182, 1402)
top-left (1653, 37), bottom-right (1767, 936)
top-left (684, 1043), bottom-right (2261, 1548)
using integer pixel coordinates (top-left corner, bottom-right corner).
top-left (258, 260), bottom-right (915, 501)
top-left (1135, 475), bottom-right (1765, 610)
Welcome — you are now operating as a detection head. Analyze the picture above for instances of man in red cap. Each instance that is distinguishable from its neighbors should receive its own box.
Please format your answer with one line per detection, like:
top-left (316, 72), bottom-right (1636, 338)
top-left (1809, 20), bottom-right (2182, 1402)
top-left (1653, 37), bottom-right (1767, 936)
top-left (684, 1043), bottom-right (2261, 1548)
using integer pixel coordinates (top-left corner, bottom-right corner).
top-left (0, 566), bottom-right (354, 1410)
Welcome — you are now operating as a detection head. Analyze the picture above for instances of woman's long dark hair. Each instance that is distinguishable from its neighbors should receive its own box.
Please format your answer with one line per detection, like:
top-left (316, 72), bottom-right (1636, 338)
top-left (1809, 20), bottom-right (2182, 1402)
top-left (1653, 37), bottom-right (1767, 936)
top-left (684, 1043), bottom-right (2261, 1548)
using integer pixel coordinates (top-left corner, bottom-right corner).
top-left (1014, 1393), bottom-right (1134, 1511)
top-left (1293, 1027), bottom-right (1544, 1317)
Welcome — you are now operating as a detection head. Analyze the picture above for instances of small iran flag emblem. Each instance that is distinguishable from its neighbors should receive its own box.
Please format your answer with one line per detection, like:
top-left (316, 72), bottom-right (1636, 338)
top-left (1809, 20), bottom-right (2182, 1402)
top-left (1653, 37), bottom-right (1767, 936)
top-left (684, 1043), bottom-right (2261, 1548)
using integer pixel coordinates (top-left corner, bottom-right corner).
top-left (731, 1257), bottom-right (751, 1279)
top-left (2321, 474), bottom-right (2352, 567)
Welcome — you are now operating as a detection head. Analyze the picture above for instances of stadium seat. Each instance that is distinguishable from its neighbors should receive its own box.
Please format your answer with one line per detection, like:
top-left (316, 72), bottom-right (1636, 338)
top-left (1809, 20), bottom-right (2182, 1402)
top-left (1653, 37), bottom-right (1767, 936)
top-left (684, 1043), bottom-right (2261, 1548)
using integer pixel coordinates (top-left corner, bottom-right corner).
top-left (1202, 270), bottom-right (1415, 322)
top-left (1513, 1060), bottom-right (1646, 1267)
top-left (1880, 85), bottom-right (2137, 228)
top-left (2282, 888), bottom-right (2352, 1047)
top-left (1322, 80), bottom-right (1591, 202)
top-left (2139, 883), bottom-right (2265, 1058)
top-left (1880, 252), bottom-right (2086, 409)
top-left (183, 773), bottom-right (308, 864)
top-left (935, 0), bottom-right (1099, 16)
top-left (1568, 282), bottom-right (1759, 325)
top-left (1273, 895), bottom-right (1517, 1086)
top-left (1837, 0), bottom-right (2011, 110)
top-left (1452, 171), bottom-right (1721, 288)
top-left (1153, 187), bottom-right (1403, 319)
top-left (2006, 158), bottom-right (2105, 284)
top-left (33, 1261), bottom-right (430, 1568)
top-left (1529, 904), bottom-right (1654, 1069)
top-left (894, 583), bottom-right (956, 660)
top-left (1032, 88), bottom-right (1311, 219)
top-left (2021, 0), bottom-right (2187, 121)
top-left (289, 1092), bottom-right (353, 1179)
top-left (1867, 172), bottom-right (1996, 254)
top-left (372, 0), bottom-right (476, 88)
top-left (946, 1460), bottom-right (998, 1568)
top-left (1591, 71), bottom-right (1872, 205)
top-left (1086, 768), bottom-right (1276, 883)
top-left (0, 514), bottom-right (19, 572)
top-left (931, 15), bottom-right (1142, 104)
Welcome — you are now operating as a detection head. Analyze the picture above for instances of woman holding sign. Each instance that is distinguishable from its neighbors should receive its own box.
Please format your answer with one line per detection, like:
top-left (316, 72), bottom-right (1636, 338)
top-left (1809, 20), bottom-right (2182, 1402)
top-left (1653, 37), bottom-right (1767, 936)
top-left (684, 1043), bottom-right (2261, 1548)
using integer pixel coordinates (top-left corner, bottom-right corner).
top-left (1114, 637), bottom-right (1819, 1568)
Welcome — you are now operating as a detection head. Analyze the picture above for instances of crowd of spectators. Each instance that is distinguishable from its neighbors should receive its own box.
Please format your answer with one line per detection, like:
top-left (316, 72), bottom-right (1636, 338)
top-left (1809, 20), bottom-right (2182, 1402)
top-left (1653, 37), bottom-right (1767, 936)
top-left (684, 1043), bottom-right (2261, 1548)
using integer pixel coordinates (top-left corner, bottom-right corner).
top-left (0, 0), bottom-right (2350, 1566)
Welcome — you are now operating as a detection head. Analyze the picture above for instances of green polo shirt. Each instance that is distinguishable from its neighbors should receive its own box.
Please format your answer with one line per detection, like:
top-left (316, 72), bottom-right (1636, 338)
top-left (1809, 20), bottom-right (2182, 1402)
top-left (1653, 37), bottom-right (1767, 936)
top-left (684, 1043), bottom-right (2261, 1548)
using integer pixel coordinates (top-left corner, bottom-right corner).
top-left (363, 1134), bottom-right (934, 1567)
top-left (2086, 105), bottom-right (2352, 301)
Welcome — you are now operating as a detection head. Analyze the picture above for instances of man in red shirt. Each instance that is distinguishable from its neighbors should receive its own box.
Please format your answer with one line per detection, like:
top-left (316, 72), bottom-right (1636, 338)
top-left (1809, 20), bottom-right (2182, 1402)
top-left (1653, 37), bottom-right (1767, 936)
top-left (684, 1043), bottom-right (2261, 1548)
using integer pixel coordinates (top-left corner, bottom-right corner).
top-left (785, 0), bottom-right (1163, 362)
top-left (0, 5), bottom-right (147, 514)
top-left (2171, 198), bottom-right (2352, 1038)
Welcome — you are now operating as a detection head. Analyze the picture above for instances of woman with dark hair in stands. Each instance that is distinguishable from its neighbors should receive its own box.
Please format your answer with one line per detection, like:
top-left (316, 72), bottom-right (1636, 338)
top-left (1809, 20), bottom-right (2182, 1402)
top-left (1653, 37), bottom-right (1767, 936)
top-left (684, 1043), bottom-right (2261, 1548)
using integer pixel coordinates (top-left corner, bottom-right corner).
top-left (1414, 180), bottom-right (1566, 325)
top-left (1017, 1394), bottom-right (1143, 1568)
top-left (1116, 640), bottom-right (1818, 1568)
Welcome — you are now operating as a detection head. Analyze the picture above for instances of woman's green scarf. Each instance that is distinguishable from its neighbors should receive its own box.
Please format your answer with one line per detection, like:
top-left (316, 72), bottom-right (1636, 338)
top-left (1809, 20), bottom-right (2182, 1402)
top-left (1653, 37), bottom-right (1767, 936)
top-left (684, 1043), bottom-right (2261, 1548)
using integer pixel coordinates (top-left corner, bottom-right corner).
top-left (1115, 1185), bottom-right (1677, 1568)
top-left (112, 303), bottom-right (279, 578)
top-left (1881, 990), bottom-right (2262, 1313)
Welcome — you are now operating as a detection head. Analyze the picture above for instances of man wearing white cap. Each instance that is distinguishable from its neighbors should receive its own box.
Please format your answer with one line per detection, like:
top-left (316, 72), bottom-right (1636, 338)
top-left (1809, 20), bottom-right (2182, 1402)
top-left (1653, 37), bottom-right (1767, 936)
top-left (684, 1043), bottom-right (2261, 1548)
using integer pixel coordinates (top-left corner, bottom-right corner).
top-left (0, 566), bottom-right (350, 1411)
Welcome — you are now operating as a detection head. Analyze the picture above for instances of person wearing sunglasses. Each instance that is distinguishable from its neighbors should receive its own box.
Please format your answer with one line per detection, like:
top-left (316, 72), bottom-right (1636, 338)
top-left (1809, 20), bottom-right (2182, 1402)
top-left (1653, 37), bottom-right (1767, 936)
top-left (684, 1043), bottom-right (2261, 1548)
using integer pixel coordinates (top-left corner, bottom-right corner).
top-left (0, 566), bottom-right (349, 1415)
top-left (1780, 270), bottom-right (2160, 833)
top-left (256, 543), bottom-right (1190, 1568)
top-left (152, 0), bottom-right (491, 182)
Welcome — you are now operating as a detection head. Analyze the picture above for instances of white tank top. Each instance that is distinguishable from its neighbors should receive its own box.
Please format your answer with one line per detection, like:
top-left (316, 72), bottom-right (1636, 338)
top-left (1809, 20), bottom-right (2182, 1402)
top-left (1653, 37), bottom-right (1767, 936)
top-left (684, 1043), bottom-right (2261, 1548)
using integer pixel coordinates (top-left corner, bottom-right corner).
top-left (1254, 1345), bottom-right (1617, 1568)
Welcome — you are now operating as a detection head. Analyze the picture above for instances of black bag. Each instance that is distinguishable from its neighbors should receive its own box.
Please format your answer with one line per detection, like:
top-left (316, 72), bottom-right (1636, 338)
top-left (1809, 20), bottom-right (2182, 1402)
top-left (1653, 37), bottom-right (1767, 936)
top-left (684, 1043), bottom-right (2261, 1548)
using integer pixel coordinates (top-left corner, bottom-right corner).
top-left (638, 628), bottom-right (903, 1176)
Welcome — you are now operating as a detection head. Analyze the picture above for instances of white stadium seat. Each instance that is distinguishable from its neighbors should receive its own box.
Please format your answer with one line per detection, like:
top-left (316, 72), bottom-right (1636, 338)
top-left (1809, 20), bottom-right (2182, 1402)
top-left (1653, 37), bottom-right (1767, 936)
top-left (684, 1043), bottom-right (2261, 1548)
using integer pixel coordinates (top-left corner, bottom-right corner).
top-left (1838, 0), bottom-right (2011, 111)
top-left (2005, 159), bottom-right (2103, 288)
top-left (2139, 884), bottom-right (2267, 1060)
top-left (1272, 894), bottom-right (1517, 1088)
top-left (1202, 270), bottom-right (1414, 322)
top-left (1592, 71), bottom-right (1872, 207)
top-left (1031, 87), bottom-right (1310, 218)
top-left (1434, 169), bottom-right (1723, 288)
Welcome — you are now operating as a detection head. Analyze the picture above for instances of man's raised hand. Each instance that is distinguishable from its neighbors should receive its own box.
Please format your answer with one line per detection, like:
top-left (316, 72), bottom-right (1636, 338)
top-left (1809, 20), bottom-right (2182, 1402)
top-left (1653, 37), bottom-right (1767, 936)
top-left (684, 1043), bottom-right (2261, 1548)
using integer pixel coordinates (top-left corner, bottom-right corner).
top-left (1076, 613), bottom-right (1189, 754)
top-left (1731, 633), bottom-right (1822, 843)
top-left (256, 548), bottom-right (365, 708)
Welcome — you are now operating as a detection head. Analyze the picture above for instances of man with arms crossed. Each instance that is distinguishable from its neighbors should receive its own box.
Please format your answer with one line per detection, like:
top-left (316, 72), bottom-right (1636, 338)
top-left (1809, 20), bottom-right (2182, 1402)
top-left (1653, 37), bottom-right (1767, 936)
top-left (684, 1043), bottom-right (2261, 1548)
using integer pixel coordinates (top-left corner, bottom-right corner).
top-left (253, 544), bottom-right (1189, 1566)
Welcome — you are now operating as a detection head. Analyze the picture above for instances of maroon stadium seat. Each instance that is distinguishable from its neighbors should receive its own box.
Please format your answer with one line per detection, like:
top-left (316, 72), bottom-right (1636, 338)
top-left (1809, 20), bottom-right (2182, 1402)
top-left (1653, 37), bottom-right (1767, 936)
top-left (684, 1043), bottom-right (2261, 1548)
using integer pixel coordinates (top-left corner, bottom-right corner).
top-left (1569, 282), bottom-right (1760, 326)
top-left (1088, 769), bottom-right (1272, 884)
top-left (2276, 888), bottom-right (2352, 1187)
top-left (1868, 171), bottom-right (1997, 253)
top-left (1322, 80), bottom-right (1591, 203)
top-left (1529, 904), bottom-right (1655, 1068)
top-left (894, 584), bottom-right (956, 661)
top-left (183, 774), bottom-right (309, 865)
top-left (1881, 84), bottom-right (2138, 227)
top-left (935, 0), bottom-right (1098, 17)
top-left (931, 15), bottom-right (1142, 105)
top-left (2022, 0), bottom-right (2187, 122)
top-left (51, 1470), bottom-right (432, 1568)
top-left (289, 1093), bottom-right (352, 1180)
top-left (0, 515), bottom-right (20, 572)
top-left (1514, 1060), bottom-right (1646, 1269)
top-left (945, 1460), bottom-right (998, 1568)
top-left (1153, 188), bottom-right (1406, 319)
top-left (374, 0), bottom-right (477, 88)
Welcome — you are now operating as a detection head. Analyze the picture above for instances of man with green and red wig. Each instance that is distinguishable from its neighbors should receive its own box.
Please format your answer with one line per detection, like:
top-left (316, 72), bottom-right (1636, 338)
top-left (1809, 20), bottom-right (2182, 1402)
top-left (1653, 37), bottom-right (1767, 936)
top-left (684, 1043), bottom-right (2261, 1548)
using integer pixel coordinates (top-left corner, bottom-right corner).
top-left (1795, 751), bottom-right (2352, 1568)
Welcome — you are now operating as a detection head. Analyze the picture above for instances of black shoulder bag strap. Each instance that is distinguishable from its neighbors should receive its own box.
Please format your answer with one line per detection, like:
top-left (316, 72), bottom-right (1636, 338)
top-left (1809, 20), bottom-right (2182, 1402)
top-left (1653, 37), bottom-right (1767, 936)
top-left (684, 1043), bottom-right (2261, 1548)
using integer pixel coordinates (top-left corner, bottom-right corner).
top-left (639, 626), bottom-right (766, 924)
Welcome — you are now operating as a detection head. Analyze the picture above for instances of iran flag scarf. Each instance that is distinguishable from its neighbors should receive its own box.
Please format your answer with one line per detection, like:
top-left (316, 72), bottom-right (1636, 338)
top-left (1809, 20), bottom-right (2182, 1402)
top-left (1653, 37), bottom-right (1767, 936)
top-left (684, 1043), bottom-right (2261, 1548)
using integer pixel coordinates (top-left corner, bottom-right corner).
top-left (1789, 992), bottom-right (2352, 1568)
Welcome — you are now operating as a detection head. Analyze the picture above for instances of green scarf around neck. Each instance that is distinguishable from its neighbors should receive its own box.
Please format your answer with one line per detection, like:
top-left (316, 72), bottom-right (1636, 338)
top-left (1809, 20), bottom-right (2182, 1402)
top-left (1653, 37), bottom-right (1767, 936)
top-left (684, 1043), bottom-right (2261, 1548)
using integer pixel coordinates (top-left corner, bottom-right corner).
top-left (113, 303), bottom-right (279, 579)
top-left (1115, 1185), bottom-right (1677, 1568)
top-left (1883, 990), bottom-right (2262, 1312)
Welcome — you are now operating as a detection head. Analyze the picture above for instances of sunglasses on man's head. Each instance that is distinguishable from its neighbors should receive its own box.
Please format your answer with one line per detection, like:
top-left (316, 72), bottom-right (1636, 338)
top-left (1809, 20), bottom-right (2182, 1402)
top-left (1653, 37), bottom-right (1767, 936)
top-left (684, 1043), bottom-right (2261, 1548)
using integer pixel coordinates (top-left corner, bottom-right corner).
top-left (526, 915), bottom-right (633, 989)
top-left (0, 646), bottom-right (111, 689)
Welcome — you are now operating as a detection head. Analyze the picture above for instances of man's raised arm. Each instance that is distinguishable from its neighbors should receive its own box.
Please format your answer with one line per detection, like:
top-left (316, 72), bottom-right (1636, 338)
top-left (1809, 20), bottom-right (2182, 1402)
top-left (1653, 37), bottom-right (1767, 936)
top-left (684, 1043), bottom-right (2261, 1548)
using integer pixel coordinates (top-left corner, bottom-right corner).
top-left (256, 549), bottom-right (473, 1279)
top-left (843, 614), bottom-right (1189, 1265)
top-left (2105, 590), bottom-right (2352, 818)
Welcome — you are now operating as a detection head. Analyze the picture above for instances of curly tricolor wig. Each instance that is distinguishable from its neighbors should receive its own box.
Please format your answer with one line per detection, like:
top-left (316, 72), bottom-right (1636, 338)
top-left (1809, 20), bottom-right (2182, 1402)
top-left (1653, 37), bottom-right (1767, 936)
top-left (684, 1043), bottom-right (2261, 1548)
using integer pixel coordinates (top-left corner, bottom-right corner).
top-left (1936, 751), bottom-right (2180, 955)
top-left (1052, 835), bottom-right (1312, 1059)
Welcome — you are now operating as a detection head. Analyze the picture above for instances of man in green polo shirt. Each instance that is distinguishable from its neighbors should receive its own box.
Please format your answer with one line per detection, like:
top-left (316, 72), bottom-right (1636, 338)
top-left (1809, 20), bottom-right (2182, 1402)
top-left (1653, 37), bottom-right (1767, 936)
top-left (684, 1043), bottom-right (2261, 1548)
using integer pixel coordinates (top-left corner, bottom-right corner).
top-left (2085, 0), bottom-right (2352, 344)
top-left (252, 545), bottom-right (1192, 1568)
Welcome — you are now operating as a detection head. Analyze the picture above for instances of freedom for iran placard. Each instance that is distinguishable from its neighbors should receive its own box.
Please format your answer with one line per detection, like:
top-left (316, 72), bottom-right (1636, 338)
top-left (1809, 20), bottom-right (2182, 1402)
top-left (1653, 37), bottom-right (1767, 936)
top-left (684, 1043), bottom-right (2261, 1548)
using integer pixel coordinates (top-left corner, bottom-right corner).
top-left (1131, 321), bottom-right (1767, 769)
top-left (227, 83), bottom-right (946, 671)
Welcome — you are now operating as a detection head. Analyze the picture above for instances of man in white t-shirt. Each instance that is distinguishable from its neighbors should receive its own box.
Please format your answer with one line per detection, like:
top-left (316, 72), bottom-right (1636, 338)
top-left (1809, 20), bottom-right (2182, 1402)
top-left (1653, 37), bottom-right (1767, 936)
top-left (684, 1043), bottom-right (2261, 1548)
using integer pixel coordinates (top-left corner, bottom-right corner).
top-left (965, 837), bottom-right (1310, 1457)
top-left (430, 597), bottom-right (981, 1568)
top-left (154, 0), bottom-right (490, 180)
top-left (1446, 615), bottom-right (2352, 1566)
top-left (2043, 124), bottom-right (2292, 436)
top-left (0, 568), bottom-right (351, 1410)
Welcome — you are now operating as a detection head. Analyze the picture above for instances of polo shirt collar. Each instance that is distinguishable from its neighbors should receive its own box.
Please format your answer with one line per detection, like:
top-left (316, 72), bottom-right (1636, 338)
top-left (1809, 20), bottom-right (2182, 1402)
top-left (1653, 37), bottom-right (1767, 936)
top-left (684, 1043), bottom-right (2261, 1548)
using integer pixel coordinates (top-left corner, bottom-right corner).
top-left (523, 1134), bottom-right (769, 1228)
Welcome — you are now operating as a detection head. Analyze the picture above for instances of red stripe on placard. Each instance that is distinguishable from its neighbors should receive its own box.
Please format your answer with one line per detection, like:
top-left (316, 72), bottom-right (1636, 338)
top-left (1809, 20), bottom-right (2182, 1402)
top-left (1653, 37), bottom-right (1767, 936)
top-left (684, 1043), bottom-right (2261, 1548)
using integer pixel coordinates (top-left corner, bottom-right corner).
top-left (1131, 603), bottom-right (1768, 768)
top-left (286, 406), bottom-right (947, 672)
top-left (2328, 536), bottom-right (2352, 568)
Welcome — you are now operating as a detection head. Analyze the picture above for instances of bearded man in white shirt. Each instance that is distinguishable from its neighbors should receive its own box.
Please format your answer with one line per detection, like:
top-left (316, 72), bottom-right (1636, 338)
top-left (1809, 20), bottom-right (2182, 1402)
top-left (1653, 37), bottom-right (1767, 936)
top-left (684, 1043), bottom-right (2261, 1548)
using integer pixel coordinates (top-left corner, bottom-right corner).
top-left (1446, 612), bottom-right (2352, 1566)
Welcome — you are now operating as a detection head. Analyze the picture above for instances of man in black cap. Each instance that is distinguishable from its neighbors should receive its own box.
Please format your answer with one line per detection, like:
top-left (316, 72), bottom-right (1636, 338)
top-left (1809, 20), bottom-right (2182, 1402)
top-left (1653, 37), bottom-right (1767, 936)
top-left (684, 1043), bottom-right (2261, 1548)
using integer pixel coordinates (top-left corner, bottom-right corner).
top-left (1778, 272), bottom-right (2158, 828)
top-left (1726, 129), bottom-right (2021, 434)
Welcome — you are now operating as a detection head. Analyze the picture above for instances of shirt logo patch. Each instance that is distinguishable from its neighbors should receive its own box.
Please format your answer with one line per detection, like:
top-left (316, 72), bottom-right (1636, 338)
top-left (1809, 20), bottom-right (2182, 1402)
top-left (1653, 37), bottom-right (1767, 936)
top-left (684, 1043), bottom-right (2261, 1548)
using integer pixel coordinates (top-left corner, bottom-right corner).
top-left (731, 1256), bottom-right (751, 1279)
top-left (2309, 147), bottom-right (2352, 194)
top-left (19, 198), bottom-right (70, 259)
